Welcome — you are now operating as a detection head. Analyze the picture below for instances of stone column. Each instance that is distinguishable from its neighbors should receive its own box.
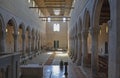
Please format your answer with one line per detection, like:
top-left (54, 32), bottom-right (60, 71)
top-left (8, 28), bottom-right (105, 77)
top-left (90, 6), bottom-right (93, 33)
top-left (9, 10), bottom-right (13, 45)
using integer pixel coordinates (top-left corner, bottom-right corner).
top-left (38, 38), bottom-right (40, 51)
top-left (36, 36), bottom-right (38, 50)
top-left (13, 33), bottom-right (18, 52)
top-left (34, 36), bottom-right (37, 51)
top-left (28, 34), bottom-right (31, 55)
top-left (81, 30), bottom-right (88, 67)
top-left (90, 27), bottom-right (100, 78)
top-left (71, 37), bottom-right (74, 58)
top-left (0, 30), bottom-right (6, 52)
top-left (22, 34), bottom-right (25, 56)
top-left (69, 37), bottom-right (72, 56)
top-left (76, 32), bottom-right (82, 65)
top-left (108, 0), bottom-right (120, 78)
top-left (31, 35), bottom-right (35, 51)
top-left (37, 38), bottom-right (39, 51)
top-left (71, 35), bottom-right (75, 59)
top-left (73, 34), bottom-right (78, 62)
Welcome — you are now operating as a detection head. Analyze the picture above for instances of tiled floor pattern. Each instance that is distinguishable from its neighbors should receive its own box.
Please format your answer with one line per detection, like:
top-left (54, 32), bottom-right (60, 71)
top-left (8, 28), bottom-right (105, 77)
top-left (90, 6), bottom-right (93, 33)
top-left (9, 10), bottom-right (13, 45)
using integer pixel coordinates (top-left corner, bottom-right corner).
top-left (45, 52), bottom-right (56, 65)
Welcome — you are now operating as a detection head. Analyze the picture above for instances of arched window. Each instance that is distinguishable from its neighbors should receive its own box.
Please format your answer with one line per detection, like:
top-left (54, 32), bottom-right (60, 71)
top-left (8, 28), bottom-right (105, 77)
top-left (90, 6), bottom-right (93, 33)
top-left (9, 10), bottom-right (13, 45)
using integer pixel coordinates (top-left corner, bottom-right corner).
top-left (53, 23), bottom-right (60, 32)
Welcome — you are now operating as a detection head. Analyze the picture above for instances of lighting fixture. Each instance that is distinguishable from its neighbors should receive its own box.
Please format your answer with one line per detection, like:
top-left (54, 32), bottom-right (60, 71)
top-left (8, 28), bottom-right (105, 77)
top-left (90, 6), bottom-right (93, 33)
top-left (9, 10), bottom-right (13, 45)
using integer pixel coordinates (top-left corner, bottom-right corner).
top-left (54, 9), bottom-right (60, 15)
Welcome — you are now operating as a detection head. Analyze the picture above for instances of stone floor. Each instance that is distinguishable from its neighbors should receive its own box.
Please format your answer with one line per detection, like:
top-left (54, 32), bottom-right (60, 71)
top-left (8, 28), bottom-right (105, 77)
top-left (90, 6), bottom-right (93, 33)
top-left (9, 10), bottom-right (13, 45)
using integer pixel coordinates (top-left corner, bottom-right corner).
top-left (25, 51), bottom-right (86, 78)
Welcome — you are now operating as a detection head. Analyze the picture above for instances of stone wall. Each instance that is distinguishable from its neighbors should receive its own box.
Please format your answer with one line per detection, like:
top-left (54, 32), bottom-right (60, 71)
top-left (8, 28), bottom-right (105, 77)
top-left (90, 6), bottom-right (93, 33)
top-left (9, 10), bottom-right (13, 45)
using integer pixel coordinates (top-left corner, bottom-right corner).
top-left (46, 21), bottom-right (68, 50)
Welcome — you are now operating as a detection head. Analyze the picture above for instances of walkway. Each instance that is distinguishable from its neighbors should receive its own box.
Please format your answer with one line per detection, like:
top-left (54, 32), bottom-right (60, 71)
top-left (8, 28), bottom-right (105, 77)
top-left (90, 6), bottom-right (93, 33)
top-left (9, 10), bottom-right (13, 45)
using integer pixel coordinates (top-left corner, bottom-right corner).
top-left (26, 51), bottom-right (86, 78)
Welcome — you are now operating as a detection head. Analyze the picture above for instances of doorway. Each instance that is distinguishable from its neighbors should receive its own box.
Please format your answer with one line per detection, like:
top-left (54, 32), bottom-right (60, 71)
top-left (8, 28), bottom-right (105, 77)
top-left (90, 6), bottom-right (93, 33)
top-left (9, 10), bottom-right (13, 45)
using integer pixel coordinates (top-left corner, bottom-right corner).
top-left (54, 40), bottom-right (59, 49)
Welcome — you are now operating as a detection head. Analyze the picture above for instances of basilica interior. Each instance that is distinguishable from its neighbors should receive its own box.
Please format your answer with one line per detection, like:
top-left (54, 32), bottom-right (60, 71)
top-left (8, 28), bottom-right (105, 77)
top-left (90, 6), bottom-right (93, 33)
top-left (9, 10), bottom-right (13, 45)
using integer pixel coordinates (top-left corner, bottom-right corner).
top-left (0, 0), bottom-right (120, 78)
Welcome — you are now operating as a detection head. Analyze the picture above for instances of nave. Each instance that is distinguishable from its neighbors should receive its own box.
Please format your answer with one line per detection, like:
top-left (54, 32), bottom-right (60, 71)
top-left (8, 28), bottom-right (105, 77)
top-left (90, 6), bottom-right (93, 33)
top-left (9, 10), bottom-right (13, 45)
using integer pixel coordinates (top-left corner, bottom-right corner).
top-left (21, 51), bottom-right (86, 78)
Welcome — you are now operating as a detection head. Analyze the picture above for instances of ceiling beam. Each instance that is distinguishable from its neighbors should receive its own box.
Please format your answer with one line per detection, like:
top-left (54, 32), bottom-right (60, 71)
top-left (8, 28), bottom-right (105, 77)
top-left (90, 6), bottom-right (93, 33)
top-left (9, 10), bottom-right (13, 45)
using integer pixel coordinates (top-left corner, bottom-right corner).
top-left (29, 6), bottom-right (74, 9)
top-left (42, 20), bottom-right (70, 21)
top-left (39, 16), bottom-right (71, 18)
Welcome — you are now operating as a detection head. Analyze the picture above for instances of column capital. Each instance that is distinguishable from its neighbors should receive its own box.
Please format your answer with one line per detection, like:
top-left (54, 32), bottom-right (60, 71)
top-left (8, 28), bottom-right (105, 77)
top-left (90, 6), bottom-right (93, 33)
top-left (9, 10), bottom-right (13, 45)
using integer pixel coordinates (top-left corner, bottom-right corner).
top-left (22, 34), bottom-right (25, 40)
top-left (81, 30), bottom-right (88, 39)
top-left (89, 27), bottom-right (100, 37)
top-left (77, 32), bottom-right (81, 38)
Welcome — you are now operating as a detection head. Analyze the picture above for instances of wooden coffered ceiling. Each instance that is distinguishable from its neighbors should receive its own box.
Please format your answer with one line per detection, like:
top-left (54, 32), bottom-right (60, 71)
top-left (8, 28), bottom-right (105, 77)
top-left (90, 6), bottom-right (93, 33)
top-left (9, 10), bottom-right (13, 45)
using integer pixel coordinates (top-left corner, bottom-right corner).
top-left (34, 0), bottom-right (74, 17)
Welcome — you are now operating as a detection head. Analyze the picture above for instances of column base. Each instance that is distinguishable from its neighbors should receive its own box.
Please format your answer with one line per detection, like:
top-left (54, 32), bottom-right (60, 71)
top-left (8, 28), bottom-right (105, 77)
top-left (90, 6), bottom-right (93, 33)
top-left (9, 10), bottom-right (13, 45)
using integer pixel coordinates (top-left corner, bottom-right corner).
top-left (72, 56), bottom-right (77, 63)
top-left (75, 58), bottom-right (81, 65)
top-left (70, 54), bottom-right (74, 59)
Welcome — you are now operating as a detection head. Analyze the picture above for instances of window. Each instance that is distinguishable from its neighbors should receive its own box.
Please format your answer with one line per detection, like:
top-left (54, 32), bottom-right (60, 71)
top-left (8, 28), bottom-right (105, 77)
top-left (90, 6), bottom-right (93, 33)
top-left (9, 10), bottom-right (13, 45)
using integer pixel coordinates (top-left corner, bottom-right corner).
top-left (53, 24), bottom-right (60, 32)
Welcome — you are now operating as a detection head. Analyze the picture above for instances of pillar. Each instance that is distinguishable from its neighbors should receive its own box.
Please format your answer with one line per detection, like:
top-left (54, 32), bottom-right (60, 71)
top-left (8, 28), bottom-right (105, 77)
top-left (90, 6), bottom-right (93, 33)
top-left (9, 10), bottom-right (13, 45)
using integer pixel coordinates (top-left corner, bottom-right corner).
top-left (0, 30), bottom-right (6, 52)
top-left (22, 34), bottom-right (25, 56)
top-left (108, 0), bottom-right (120, 78)
top-left (71, 35), bottom-right (75, 59)
top-left (90, 27), bottom-right (100, 78)
top-left (38, 38), bottom-right (40, 51)
top-left (34, 36), bottom-right (37, 51)
top-left (13, 33), bottom-right (18, 52)
top-left (69, 36), bottom-right (72, 56)
top-left (76, 32), bottom-right (82, 65)
top-left (36, 36), bottom-right (38, 50)
top-left (32, 36), bottom-right (35, 51)
top-left (72, 34), bottom-right (78, 62)
top-left (28, 34), bottom-right (31, 55)
top-left (81, 30), bottom-right (88, 67)
top-left (71, 37), bottom-right (74, 58)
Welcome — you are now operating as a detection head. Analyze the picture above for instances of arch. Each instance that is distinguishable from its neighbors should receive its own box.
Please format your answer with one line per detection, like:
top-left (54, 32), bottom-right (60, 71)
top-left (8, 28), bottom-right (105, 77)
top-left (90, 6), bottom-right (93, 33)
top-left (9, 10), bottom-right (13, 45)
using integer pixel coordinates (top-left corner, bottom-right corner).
top-left (18, 23), bottom-right (25, 52)
top-left (26, 26), bottom-right (31, 32)
top-left (83, 9), bottom-right (90, 31)
top-left (19, 23), bottom-right (25, 34)
top-left (31, 28), bottom-right (35, 33)
top-left (77, 17), bottom-right (82, 33)
top-left (6, 17), bottom-right (18, 53)
top-left (19, 23), bottom-right (25, 29)
top-left (92, 0), bottom-right (110, 77)
top-left (92, 0), bottom-right (110, 27)
top-left (0, 14), bottom-right (5, 31)
top-left (6, 17), bottom-right (17, 32)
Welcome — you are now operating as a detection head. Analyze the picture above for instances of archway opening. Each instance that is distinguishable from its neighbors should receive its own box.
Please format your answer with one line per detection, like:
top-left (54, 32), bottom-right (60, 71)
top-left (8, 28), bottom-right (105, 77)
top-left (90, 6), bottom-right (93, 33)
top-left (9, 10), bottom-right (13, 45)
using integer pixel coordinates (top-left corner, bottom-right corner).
top-left (87, 32), bottom-right (92, 67)
top-left (98, 0), bottom-right (110, 77)
top-left (6, 19), bottom-right (15, 53)
top-left (83, 11), bottom-right (92, 68)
